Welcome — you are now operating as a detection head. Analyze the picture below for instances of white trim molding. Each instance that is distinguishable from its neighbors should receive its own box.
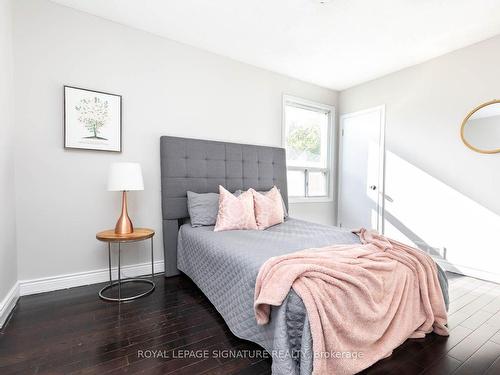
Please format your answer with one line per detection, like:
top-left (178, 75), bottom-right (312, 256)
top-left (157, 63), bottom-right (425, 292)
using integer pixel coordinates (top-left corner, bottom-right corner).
top-left (337, 105), bottom-right (386, 232)
top-left (434, 257), bottom-right (500, 285)
top-left (0, 282), bottom-right (20, 329)
top-left (19, 260), bottom-right (165, 296)
top-left (282, 94), bottom-right (336, 204)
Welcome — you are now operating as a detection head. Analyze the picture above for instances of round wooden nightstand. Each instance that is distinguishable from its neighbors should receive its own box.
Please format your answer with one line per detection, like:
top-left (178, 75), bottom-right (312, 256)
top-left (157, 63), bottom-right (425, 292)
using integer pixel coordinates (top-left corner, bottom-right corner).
top-left (96, 228), bottom-right (155, 302)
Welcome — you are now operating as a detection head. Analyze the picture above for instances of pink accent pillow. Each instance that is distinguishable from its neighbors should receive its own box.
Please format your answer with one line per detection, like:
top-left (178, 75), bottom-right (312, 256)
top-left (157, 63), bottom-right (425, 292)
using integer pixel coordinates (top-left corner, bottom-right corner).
top-left (214, 186), bottom-right (258, 232)
top-left (251, 186), bottom-right (285, 230)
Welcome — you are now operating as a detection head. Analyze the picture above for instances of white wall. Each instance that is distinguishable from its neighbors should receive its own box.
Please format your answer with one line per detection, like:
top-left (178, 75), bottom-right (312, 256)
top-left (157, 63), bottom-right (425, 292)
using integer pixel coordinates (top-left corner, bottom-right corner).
top-left (0, 0), bottom-right (18, 318)
top-left (339, 35), bottom-right (500, 281)
top-left (13, 0), bottom-right (337, 281)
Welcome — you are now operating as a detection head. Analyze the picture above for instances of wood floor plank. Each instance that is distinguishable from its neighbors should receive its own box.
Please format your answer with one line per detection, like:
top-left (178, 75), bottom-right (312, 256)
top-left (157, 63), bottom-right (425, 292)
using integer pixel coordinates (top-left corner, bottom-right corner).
top-left (1, 272), bottom-right (500, 374)
top-left (483, 295), bottom-right (500, 314)
top-left (453, 340), bottom-right (500, 375)
top-left (199, 358), bottom-right (253, 375)
top-left (490, 330), bottom-right (500, 345)
top-left (410, 325), bottom-right (472, 369)
top-left (421, 355), bottom-right (461, 375)
top-left (359, 353), bottom-right (423, 375)
top-left (485, 310), bottom-right (500, 331)
top-left (230, 359), bottom-right (272, 375)
top-left (485, 355), bottom-right (500, 375)
top-left (448, 278), bottom-right (488, 302)
top-left (447, 287), bottom-right (500, 329)
top-left (449, 284), bottom-right (497, 314)
top-left (460, 310), bottom-right (494, 331)
top-left (448, 324), bottom-right (500, 362)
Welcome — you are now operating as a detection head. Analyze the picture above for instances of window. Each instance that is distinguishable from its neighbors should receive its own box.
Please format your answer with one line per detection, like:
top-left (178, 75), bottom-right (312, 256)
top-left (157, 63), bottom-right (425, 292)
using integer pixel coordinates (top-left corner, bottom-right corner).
top-left (282, 95), bottom-right (334, 202)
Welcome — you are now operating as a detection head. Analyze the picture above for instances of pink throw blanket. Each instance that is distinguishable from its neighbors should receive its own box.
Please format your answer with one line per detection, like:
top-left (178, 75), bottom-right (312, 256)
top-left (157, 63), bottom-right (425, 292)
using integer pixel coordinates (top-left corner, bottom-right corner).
top-left (254, 229), bottom-right (448, 375)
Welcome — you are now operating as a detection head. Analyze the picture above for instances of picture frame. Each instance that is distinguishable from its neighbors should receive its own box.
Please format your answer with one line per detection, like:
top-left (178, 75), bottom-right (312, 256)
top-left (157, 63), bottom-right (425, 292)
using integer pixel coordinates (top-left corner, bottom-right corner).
top-left (64, 85), bottom-right (122, 152)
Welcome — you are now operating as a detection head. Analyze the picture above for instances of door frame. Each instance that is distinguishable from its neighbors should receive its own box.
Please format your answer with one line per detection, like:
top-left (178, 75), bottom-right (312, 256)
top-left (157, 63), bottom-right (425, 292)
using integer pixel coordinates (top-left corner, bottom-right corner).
top-left (337, 105), bottom-right (386, 233)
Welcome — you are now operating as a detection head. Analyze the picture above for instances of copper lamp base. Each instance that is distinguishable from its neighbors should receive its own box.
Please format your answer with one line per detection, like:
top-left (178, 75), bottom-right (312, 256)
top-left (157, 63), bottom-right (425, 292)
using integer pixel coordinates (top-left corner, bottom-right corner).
top-left (115, 191), bottom-right (134, 235)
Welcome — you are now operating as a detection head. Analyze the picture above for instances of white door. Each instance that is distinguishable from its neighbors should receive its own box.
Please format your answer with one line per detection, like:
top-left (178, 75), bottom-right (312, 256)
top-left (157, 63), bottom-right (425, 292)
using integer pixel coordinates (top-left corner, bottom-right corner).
top-left (338, 106), bottom-right (385, 232)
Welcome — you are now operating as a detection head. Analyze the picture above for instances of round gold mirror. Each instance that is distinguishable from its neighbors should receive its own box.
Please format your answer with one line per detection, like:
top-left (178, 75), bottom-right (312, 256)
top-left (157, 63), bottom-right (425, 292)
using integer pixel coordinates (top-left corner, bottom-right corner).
top-left (461, 99), bottom-right (500, 154)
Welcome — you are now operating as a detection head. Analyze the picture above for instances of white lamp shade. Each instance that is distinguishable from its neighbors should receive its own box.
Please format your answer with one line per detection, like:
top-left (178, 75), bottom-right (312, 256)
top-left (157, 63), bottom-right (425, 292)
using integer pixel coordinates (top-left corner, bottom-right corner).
top-left (107, 162), bottom-right (144, 191)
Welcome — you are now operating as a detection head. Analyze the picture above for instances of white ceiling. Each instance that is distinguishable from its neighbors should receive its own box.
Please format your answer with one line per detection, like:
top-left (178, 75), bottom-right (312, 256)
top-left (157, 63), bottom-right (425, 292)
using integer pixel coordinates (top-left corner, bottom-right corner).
top-left (50, 0), bottom-right (500, 90)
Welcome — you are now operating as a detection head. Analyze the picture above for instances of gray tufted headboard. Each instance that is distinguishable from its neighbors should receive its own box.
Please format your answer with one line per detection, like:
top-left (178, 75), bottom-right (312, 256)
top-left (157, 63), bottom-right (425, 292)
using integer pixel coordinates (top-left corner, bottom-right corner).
top-left (160, 136), bottom-right (288, 277)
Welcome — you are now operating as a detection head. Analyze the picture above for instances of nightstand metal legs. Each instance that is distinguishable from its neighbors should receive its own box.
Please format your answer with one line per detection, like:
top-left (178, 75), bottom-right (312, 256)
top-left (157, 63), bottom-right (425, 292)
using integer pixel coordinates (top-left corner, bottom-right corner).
top-left (108, 243), bottom-right (112, 286)
top-left (99, 238), bottom-right (156, 302)
top-left (151, 237), bottom-right (154, 283)
top-left (118, 242), bottom-right (121, 300)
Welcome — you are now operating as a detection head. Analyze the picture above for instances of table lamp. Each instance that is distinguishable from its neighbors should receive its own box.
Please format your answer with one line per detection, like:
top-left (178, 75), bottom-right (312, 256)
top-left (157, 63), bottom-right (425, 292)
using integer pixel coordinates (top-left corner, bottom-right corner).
top-left (107, 162), bottom-right (144, 234)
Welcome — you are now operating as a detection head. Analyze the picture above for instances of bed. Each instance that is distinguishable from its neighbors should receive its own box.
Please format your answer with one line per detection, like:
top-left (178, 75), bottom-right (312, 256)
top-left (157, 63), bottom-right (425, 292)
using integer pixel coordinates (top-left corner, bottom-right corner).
top-left (160, 136), bottom-right (449, 374)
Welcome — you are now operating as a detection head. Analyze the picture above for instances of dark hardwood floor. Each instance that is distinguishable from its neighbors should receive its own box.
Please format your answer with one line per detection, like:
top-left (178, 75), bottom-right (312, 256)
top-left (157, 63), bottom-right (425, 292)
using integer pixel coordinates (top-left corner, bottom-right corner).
top-left (1, 272), bottom-right (500, 374)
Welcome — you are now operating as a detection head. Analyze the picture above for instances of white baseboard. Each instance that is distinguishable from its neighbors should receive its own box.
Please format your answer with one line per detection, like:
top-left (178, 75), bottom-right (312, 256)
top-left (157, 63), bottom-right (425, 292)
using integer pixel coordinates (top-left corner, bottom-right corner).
top-left (19, 260), bottom-right (165, 296)
top-left (434, 257), bottom-right (500, 284)
top-left (0, 282), bottom-right (20, 328)
top-left (1, 261), bottom-right (165, 327)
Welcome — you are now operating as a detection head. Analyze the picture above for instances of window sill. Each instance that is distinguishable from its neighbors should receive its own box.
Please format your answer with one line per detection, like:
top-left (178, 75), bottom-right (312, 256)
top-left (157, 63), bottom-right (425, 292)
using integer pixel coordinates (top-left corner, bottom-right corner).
top-left (289, 197), bottom-right (333, 204)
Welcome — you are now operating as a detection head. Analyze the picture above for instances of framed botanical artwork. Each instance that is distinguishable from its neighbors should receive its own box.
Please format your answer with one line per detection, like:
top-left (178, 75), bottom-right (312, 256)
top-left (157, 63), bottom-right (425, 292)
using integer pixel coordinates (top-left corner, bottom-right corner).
top-left (64, 86), bottom-right (122, 152)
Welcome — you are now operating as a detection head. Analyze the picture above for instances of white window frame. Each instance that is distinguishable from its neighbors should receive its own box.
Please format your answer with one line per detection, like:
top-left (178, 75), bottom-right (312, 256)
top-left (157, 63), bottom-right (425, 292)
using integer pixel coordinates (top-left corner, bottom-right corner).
top-left (282, 94), bottom-right (335, 203)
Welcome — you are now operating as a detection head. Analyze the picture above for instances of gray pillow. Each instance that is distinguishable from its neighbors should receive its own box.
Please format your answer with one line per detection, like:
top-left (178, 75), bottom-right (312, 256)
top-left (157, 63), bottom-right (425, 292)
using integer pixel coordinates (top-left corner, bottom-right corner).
top-left (234, 188), bottom-right (289, 218)
top-left (186, 191), bottom-right (220, 227)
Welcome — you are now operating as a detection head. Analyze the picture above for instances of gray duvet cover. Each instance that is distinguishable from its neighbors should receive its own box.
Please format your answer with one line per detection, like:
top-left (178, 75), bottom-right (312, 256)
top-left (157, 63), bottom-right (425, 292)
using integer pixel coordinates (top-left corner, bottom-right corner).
top-left (177, 218), bottom-right (449, 375)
